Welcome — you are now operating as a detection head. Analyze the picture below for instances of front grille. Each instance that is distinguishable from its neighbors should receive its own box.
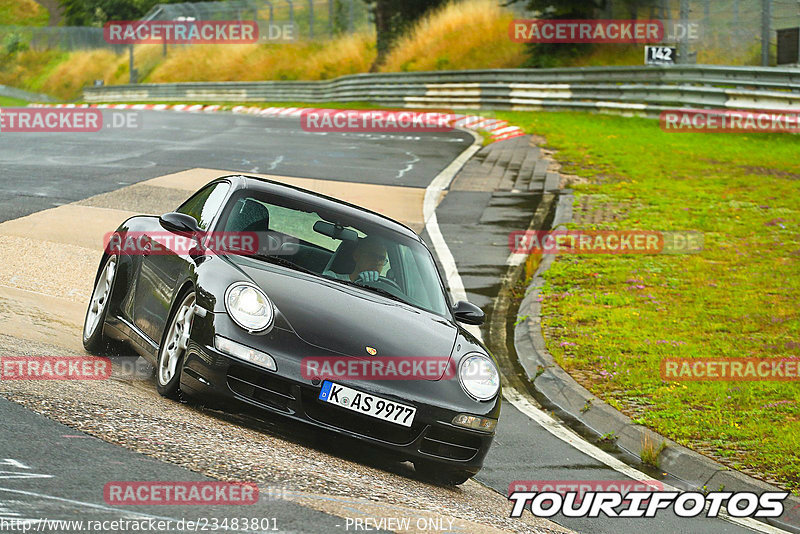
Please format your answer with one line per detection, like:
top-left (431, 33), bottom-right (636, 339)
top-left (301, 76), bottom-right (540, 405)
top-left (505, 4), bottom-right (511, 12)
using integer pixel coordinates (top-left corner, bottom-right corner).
top-left (301, 389), bottom-right (423, 445)
top-left (227, 364), bottom-right (295, 412)
top-left (418, 426), bottom-right (482, 461)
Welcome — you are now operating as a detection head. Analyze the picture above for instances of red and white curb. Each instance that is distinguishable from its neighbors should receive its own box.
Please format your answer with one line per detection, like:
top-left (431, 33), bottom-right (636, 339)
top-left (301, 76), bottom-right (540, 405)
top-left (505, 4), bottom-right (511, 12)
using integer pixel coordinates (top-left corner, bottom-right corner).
top-left (27, 102), bottom-right (526, 142)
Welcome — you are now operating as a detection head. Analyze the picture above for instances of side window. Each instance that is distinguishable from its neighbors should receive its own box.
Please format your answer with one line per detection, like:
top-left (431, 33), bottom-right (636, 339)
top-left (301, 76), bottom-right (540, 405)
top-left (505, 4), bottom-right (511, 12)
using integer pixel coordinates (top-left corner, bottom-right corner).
top-left (176, 182), bottom-right (230, 230)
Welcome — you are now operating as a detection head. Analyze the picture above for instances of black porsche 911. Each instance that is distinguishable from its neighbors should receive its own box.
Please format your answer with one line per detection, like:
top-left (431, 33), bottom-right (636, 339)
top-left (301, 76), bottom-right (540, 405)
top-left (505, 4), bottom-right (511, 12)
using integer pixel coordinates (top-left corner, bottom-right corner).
top-left (82, 174), bottom-right (501, 484)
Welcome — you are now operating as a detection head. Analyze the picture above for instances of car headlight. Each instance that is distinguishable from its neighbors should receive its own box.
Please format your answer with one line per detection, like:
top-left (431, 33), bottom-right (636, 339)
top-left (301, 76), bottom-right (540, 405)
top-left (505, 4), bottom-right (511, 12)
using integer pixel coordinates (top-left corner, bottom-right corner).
top-left (458, 354), bottom-right (500, 401)
top-left (225, 282), bottom-right (274, 332)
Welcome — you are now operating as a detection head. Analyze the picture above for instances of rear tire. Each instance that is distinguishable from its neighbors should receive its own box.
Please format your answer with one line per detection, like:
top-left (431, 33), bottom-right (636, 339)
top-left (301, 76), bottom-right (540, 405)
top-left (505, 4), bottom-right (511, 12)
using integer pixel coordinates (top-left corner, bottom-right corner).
top-left (156, 290), bottom-right (196, 399)
top-left (413, 460), bottom-right (474, 486)
top-left (83, 255), bottom-right (117, 354)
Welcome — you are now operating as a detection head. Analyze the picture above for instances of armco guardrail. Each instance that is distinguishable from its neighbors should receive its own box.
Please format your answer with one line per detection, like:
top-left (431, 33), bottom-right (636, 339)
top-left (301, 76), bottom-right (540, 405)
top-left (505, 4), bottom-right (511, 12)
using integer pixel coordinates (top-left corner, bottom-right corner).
top-left (83, 65), bottom-right (800, 115)
top-left (1, 84), bottom-right (58, 103)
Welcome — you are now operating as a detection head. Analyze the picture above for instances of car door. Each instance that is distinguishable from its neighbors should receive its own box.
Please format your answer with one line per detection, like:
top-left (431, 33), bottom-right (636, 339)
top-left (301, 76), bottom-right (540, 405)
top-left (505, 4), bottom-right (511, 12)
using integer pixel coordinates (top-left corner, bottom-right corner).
top-left (132, 181), bottom-right (230, 344)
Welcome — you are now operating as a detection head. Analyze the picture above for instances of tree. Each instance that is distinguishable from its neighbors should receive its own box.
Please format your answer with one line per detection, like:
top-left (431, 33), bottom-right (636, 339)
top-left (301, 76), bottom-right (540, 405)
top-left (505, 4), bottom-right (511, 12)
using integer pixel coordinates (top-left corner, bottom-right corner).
top-left (59, 0), bottom-right (161, 26)
top-left (511, 0), bottom-right (659, 67)
top-left (365, 0), bottom-right (445, 70)
top-left (58, 0), bottom-right (220, 27)
top-left (522, 0), bottom-right (606, 18)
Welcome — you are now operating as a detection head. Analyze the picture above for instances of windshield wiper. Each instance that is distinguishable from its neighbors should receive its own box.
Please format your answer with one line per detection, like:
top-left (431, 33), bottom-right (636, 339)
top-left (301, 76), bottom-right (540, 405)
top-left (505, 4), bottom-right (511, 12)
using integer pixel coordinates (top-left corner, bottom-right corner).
top-left (328, 277), bottom-right (409, 305)
top-left (249, 253), bottom-right (319, 276)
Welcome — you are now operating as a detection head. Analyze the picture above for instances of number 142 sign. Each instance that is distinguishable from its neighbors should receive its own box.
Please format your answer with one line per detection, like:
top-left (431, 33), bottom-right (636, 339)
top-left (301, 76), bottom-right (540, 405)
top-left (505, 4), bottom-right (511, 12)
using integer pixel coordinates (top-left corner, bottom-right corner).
top-left (645, 46), bottom-right (677, 65)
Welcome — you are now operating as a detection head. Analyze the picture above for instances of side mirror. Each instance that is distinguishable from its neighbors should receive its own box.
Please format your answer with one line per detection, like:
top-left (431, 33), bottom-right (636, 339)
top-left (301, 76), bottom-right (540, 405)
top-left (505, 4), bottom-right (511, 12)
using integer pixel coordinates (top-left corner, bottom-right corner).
top-left (453, 300), bottom-right (485, 326)
top-left (159, 212), bottom-right (201, 235)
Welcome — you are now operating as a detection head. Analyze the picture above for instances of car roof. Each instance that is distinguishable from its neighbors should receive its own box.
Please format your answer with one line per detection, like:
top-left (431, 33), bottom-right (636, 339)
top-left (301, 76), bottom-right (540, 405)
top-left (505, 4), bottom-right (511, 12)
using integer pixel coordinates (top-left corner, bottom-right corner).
top-left (220, 174), bottom-right (423, 242)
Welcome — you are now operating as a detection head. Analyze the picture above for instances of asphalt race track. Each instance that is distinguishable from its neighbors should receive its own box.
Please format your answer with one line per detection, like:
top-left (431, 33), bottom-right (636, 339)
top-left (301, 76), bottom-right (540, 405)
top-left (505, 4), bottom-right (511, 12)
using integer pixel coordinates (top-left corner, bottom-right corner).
top-left (0, 110), bottom-right (781, 534)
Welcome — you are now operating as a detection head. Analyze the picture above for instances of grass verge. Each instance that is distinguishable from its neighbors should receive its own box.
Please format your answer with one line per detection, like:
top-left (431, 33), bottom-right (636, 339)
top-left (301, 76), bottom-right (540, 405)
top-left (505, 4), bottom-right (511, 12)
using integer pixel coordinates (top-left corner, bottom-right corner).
top-left (495, 110), bottom-right (800, 492)
top-left (0, 94), bottom-right (27, 105)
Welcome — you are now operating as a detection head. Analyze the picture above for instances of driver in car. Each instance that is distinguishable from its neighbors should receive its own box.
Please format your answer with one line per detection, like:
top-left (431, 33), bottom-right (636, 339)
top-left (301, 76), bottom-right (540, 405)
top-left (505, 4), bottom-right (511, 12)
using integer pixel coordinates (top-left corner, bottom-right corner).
top-left (323, 235), bottom-right (387, 284)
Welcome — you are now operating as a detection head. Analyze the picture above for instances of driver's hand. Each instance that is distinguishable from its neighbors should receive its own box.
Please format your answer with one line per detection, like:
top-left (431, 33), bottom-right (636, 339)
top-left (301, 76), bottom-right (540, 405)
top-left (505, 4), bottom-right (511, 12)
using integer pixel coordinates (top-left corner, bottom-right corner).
top-left (356, 270), bottom-right (380, 284)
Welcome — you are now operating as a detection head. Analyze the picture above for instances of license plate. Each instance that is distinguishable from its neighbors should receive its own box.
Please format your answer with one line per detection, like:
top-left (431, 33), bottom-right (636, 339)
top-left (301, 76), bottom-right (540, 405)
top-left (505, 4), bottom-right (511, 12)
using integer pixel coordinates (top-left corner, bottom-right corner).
top-left (318, 381), bottom-right (416, 427)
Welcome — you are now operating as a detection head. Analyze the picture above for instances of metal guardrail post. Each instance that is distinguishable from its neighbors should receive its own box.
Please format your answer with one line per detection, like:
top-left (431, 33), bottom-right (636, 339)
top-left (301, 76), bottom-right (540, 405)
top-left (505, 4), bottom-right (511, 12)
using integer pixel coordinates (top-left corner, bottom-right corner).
top-left (265, 1), bottom-right (274, 24)
top-left (285, 0), bottom-right (294, 26)
top-left (677, 0), bottom-right (690, 65)
top-left (308, 0), bottom-right (314, 39)
top-left (328, 0), bottom-right (333, 36)
top-left (761, 0), bottom-right (772, 67)
top-left (128, 45), bottom-right (137, 84)
top-left (348, 0), bottom-right (353, 32)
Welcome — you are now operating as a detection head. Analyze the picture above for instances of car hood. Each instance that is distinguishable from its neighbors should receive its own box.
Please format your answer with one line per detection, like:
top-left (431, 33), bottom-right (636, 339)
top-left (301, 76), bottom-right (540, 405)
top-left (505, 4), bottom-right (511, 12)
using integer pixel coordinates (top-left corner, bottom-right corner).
top-left (237, 263), bottom-right (458, 367)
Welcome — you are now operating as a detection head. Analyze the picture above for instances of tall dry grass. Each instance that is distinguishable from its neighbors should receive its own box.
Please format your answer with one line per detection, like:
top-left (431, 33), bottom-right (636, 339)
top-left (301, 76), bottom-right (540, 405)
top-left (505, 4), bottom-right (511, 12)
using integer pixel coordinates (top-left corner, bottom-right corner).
top-left (0, 48), bottom-right (64, 92)
top-left (34, 47), bottom-right (163, 100)
top-left (2, 0), bottom-right (522, 98)
top-left (147, 32), bottom-right (375, 82)
top-left (379, 0), bottom-right (526, 72)
top-left (0, 0), bottom-right (49, 25)
top-left (4, 0), bottom-right (673, 100)
top-left (38, 49), bottom-right (120, 99)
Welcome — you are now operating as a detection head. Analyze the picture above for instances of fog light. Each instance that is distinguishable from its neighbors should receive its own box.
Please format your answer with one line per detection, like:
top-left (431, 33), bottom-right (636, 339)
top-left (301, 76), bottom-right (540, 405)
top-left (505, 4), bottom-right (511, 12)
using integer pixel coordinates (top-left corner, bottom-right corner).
top-left (214, 335), bottom-right (276, 371)
top-left (452, 414), bottom-right (497, 433)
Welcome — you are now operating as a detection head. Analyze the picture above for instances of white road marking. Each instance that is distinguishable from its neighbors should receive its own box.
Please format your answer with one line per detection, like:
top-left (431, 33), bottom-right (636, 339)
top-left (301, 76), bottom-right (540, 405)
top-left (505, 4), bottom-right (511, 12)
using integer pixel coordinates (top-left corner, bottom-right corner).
top-left (396, 151), bottom-right (420, 180)
top-left (424, 129), bottom-right (786, 534)
top-left (0, 471), bottom-right (52, 480)
top-left (267, 155), bottom-right (284, 171)
top-left (0, 487), bottom-right (178, 522)
top-left (0, 460), bottom-right (30, 470)
top-left (422, 130), bottom-right (482, 340)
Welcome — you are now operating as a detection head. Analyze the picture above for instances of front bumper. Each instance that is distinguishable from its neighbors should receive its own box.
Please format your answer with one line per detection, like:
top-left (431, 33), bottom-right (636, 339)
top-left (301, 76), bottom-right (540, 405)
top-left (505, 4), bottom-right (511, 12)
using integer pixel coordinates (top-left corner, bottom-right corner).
top-left (179, 314), bottom-right (498, 472)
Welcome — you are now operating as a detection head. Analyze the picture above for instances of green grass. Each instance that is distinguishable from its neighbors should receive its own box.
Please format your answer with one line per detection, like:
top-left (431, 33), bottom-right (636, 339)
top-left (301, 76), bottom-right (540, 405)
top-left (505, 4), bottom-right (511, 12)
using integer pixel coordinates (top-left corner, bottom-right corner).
top-left (495, 110), bottom-right (800, 492)
top-left (0, 94), bottom-right (27, 105)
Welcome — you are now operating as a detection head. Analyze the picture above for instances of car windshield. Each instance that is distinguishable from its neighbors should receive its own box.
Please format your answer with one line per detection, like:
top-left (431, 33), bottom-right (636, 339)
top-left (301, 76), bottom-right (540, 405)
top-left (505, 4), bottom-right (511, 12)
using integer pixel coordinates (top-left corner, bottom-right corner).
top-left (217, 190), bottom-right (450, 317)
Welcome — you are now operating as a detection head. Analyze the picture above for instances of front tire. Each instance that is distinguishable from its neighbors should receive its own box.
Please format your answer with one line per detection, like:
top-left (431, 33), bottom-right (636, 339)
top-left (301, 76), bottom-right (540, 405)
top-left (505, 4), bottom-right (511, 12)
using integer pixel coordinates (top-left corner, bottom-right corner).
top-left (413, 460), bottom-right (474, 486)
top-left (156, 290), bottom-right (196, 399)
top-left (83, 255), bottom-right (117, 354)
